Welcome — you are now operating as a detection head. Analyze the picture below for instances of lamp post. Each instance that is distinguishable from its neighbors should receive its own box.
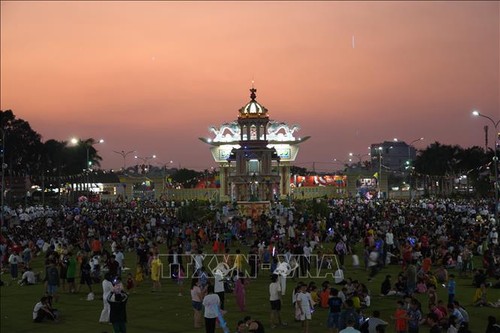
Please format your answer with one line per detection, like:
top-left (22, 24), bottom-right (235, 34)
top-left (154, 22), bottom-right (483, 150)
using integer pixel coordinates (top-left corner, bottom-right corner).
top-left (87, 139), bottom-right (104, 197)
top-left (472, 110), bottom-right (499, 224)
top-left (348, 152), bottom-right (371, 167)
top-left (113, 150), bottom-right (135, 171)
top-left (333, 158), bottom-right (350, 170)
top-left (153, 160), bottom-right (174, 195)
top-left (376, 147), bottom-right (383, 198)
top-left (71, 138), bottom-right (104, 198)
top-left (134, 155), bottom-right (156, 174)
top-left (406, 137), bottom-right (424, 200)
top-left (0, 128), bottom-right (5, 222)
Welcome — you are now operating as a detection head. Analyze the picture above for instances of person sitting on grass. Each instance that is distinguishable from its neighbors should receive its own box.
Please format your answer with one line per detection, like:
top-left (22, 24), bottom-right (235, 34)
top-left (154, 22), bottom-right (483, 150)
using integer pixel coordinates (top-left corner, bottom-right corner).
top-left (20, 267), bottom-right (36, 286)
top-left (33, 296), bottom-right (58, 323)
top-left (473, 283), bottom-right (492, 307)
top-left (244, 316), bottom-right (265, 333)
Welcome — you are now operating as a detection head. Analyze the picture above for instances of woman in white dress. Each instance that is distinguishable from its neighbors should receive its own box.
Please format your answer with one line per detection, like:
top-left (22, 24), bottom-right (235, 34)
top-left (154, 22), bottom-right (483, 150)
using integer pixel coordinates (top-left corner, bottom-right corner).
top-left (99, 273), bottom-right (114, 323)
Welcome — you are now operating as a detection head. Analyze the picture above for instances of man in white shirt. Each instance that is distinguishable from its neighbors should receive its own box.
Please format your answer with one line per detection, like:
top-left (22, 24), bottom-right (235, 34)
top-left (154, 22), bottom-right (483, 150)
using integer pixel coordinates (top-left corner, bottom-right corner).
top-left (114, 248), bottom-right (125, 275)
top-left (214, 270), bottom-right (226, 310)
top-left (385, 230), bottom-right (394, 252)
top-left (303, 242), bottom-right (312, 274)
top-left (296, 283), bottom-right (313, 332)
top-left (490, 228), bottom-right (498, 245)
top-left (269, 274), bottom-right (286, 328)
top-left (193, 250), bottom-right (205, 275)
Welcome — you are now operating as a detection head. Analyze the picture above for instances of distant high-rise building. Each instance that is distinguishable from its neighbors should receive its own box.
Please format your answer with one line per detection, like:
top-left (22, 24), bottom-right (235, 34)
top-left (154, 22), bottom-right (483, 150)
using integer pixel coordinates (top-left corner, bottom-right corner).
top-left (370, 140), bottom-right (417, 172)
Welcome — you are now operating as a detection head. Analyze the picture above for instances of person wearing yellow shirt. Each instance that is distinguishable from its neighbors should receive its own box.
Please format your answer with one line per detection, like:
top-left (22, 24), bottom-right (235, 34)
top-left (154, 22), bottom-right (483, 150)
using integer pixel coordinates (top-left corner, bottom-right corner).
top-left (150, 254), bottom-right (162, 292)
top-left (351, 293), bottom-right (361, 310)
top-left (234, 249), bottom-right (243, 274)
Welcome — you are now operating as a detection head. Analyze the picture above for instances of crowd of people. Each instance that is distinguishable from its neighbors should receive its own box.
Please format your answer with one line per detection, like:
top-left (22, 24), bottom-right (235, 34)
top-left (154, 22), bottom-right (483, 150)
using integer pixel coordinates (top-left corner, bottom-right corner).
top-left (0, 197), bottom-right (499, 333)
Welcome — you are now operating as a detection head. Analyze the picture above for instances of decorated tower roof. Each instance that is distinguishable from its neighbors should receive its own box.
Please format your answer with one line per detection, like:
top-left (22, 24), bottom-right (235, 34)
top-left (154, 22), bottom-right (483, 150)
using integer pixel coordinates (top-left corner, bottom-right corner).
top-left (238, 87), bottom-right (268, 118)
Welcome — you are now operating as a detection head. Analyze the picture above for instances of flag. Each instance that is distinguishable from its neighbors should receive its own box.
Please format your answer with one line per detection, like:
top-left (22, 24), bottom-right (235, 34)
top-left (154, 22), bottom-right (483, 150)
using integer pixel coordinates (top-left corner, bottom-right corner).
top-left (373, 172), bottom-right (379, 179)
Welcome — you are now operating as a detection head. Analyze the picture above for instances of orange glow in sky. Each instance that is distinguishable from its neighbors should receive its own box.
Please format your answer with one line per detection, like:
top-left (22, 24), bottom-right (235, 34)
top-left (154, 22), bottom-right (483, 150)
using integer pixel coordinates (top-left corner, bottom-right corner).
top-left (1, 1), bottom-right (498, 171)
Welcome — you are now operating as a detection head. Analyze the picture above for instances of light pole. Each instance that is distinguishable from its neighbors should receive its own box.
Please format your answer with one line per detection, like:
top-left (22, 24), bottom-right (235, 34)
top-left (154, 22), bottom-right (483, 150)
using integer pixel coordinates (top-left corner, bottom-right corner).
top-left (71, 138), bottom-right (104, 198)
top-left (376, 147), bottom-right (383, 198)
top-left (332, 158), bottom-right (350, 170)
top-left (135, 155), bottom-right (156, 174)
top-left (348, 152), bottom-right (371, 166)
top-left (0, 128), bottom-right (5, 222)
top-left (162, 160), bottom-right (174, 194)
top-left (472, 110), bottom-right (499, 224)
top-left (406, 137), bottom-right (424, 200)
top-left (113, 150), bottom-right (135, 171)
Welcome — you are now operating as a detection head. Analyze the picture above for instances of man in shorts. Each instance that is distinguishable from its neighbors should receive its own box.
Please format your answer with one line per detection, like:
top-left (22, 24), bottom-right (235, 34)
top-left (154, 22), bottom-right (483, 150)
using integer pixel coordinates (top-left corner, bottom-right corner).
top-left (269, 274), bottom-right (287, 328)
top-left (297, 283), bottom-right (313, 333)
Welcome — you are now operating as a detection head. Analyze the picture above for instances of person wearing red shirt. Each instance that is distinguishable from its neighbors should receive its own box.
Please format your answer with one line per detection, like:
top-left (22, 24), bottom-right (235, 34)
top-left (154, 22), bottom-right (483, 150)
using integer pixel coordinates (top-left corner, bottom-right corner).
top-left (422, 257), bottom-right (432, 274)
top-left (91, 237), bottom-right (102, 256)
top-left (392, 300), bottom-right (408, 333)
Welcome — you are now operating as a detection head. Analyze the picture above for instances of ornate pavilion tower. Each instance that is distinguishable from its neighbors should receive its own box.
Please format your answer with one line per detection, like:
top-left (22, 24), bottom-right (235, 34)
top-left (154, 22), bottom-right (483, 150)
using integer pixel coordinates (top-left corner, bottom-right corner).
top-left (200, 86), bottom-right (309, 202)
top-left (227, 87), bottom-right (281, 202)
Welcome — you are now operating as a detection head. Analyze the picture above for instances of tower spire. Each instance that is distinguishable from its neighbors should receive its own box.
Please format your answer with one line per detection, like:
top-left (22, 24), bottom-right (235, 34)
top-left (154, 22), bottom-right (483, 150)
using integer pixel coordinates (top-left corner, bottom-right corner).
top-left (250, 85), bottom-right (257, 101)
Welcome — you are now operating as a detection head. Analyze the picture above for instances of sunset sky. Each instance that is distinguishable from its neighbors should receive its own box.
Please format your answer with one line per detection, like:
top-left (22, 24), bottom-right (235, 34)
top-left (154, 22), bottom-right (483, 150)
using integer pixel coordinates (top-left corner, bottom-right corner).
top-left (1, 1), bottom-right (499, 172)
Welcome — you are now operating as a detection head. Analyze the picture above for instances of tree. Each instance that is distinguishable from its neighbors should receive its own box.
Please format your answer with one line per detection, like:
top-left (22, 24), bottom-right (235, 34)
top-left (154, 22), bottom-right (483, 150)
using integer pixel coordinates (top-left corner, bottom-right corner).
top-left (291, 165), bottom-right (308, 175)
top-left (171, 168), bottom-right (203, 188)
top-left (414, 142), bottom-right (497, 197)
top-left (458, 146), bottom-right (494, 197)
top-left (64, 138), bottom-right (103, 175)
top-left (0, 110), bottom-right (43, 176)
top-left (414, 142), bottom-right (462, 195)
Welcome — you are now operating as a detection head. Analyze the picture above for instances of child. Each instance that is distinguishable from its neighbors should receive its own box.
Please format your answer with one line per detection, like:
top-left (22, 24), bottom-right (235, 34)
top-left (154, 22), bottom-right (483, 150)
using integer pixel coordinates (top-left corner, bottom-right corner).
top-left (392, 300), bottom-right (408, 333)
top-left (309, 285), bottom-right (319, 307)
top-left (126, 272), bottom-right (135, 293)
top-left (293, 284), bottom-right (303, 322)
top-left (297, 283), bottom-right (313, 333)
top-left (319, 281), bottom-right (331, 309)
top-left (134, 263), bottom-right (143, 288)
top-left (416, 278), bottom-right (427, 294)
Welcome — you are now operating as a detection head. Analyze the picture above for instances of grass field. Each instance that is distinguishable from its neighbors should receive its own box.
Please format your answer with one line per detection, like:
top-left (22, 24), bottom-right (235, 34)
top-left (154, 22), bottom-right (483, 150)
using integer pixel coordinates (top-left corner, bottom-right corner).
top-left (1, 243), bottom-right (499, 333)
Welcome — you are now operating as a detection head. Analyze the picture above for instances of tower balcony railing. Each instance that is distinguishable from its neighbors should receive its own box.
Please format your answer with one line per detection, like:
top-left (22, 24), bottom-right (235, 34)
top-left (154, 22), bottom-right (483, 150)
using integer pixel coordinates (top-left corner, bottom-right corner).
top-left (228, 171), bottom-right (281, 178)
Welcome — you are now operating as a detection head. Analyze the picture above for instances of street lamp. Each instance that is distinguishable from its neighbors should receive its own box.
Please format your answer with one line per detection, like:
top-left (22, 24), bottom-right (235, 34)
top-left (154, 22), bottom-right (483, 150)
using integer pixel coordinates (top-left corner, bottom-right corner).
top-left (134, 154), bottom-right (156, 174)
top-left (71, 138), bottom-right (104, 197)
top-left (157, 160), bottom-right (174, 194)
top-left (0, 128), bottom-right (6, 222)
top-left (376, 147), bottom-right (383, 198)
top-left (348, 152), bottom-right (371, 166)
top-left (332, 158), bottom-right (350, 170)
top-left (406, 137), bottom-right (424, 200)
top-left (472, 110), bottom-right (499, 224)
top-left (113, 150), bottom-right (136, 171)
top-left (372, 146), bottom-right (393, 199)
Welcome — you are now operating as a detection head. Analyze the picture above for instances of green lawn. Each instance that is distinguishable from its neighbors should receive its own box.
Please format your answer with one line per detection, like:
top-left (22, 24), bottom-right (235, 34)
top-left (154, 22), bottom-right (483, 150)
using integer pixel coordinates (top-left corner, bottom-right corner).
top-left (1, 244), bottom-right (499, 333)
